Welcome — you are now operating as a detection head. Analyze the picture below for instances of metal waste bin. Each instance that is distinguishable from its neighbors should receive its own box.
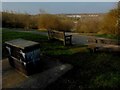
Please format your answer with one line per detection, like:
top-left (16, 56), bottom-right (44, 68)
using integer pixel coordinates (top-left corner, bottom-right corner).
top-left (5, 38), bottom-right (41, 75)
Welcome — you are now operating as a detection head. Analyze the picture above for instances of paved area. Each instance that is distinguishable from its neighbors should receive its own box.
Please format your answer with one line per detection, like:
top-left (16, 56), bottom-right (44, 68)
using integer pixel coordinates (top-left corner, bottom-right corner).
top-left (2, 57), bottom-right (73, 88)
top-left (2, 58), bottom-right (27, 88)
top-left (66, 33), bottom-right (90, 45)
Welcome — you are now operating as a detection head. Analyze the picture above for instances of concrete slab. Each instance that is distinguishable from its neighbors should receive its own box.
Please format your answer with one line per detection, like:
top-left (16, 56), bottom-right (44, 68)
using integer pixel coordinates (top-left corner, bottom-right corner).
top-left (17, 64), bottom-right (72, 88)
top-left (2, 58), bottom-right (28, 88)
top-left (2, 58), bottom-right (73, 88)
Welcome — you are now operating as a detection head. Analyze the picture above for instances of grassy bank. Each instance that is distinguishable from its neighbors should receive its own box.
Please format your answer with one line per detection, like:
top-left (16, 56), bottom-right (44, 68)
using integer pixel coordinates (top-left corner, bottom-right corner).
top-left (2, 28), bottom-right (120, 88)
top-left (46, 52), bottom-right (120, 89)
top-left (2, 28), bottom-right (47, 43)
top-left (95, 34), bottom-right (120, 40)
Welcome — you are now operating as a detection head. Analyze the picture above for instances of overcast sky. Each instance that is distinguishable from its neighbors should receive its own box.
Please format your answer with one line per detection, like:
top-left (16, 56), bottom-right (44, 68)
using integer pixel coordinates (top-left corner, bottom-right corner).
top-left (2, 2), bottom-right (118, 14)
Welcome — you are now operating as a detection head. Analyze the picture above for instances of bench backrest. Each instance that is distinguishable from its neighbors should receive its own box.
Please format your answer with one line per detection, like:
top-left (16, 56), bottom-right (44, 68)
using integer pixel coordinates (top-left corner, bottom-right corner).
top-left (48, 30), bottom-right (65, 41)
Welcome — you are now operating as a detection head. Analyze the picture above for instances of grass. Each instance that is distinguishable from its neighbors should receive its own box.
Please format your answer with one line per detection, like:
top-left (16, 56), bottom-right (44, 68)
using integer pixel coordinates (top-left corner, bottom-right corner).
top-left (78, 32), bottom-right (120, 40)
top-left (2, 28), bottom-right (86, 58)
top-left (2, 28), bottom-right (47, 43)
top-left (77, 32), bottom-right (120, 40)
top-left (95, 34), bottom-right (120, 40)
top-left (2, 28), bottom-right (120, 89)
top-left (46, 52), bottom-right (120, 89)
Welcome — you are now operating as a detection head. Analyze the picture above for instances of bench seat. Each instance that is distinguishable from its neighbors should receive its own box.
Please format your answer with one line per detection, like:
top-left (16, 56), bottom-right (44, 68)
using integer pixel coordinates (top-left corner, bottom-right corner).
top-left (87, 37), bottom-right (120, 52)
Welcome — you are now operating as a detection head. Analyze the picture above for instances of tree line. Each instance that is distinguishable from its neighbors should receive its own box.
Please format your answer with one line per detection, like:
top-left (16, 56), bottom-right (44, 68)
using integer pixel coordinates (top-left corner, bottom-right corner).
top-left (2, 11), bottom-right (39, 29)
top-left (2, 7), bottom-right (119, 35)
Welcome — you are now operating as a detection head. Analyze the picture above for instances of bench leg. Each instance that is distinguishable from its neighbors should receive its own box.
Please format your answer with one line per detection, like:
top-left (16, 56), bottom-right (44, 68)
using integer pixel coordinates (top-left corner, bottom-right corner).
top-left (88, 47), bottom-right (97, 53)
top-left (63, 40), bottom-right (66, 46)
top-left (70, 37), bottom-right (72, 45)
top-left (64, 38), bottom-right (72, 46)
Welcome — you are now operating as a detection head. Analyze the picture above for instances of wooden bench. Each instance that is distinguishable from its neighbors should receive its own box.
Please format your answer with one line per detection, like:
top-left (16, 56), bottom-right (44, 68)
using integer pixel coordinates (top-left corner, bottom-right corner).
top-left (48, 30), bottom-right (72, 46)
top-left (87, 37), bottom-right (120, 52)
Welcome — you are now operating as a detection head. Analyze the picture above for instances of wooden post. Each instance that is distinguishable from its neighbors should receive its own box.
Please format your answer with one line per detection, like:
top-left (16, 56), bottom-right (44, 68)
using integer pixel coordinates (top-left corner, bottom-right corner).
top-left (48, 29), bottom-right (52, 40)
top-left (63, 31), bottom-right (66, 46)
top-left (47, 29), bottom-right (50, 40)
top-left (70, 35), bottom-right (72, 45)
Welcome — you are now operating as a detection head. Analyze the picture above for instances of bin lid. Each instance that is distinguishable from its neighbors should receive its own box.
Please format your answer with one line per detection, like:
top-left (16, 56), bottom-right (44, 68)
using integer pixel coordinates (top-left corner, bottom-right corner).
top-left (5, 38), bottom-right (39, 49)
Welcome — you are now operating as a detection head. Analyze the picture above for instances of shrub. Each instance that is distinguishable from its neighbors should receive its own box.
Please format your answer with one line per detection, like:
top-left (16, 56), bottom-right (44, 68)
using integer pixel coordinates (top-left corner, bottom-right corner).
top-left (59, 19), bottom-right (74, 32)
top-left (76, 17), bottom-right (101, 33)
top-left (38, 14), bottom-right (61, 30)
top-left (99, 9), bottom-right (118, 35)
top-left (2, 11), bottom-right (36, 30)
top-left (38, 14), bottom-right (74, 32)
